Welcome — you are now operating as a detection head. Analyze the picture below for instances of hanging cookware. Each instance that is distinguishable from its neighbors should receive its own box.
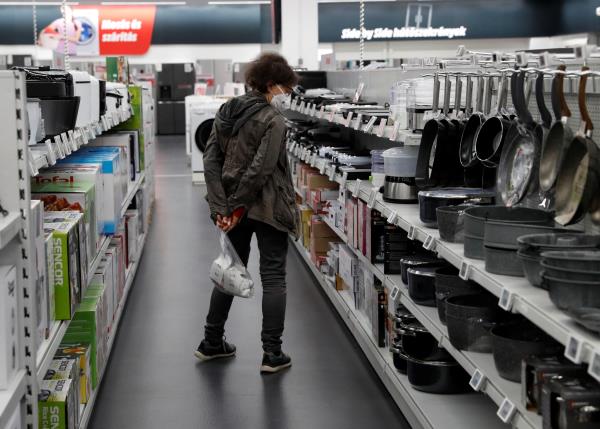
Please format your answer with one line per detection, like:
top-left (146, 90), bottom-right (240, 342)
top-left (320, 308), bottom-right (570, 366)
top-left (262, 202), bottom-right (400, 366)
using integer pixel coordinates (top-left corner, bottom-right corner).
top-left (555, 67), bottom-right (600, 225)
top-left (460, 75), bottom-right (488, 168)
top-left (475, 72), bottom-right (512, 167)
top-left (415, 74), bottom-right (463, 189)
top-left (497, 70), bottom-right (544, 207)
top-left (535, 70), bottom-right (553, 143)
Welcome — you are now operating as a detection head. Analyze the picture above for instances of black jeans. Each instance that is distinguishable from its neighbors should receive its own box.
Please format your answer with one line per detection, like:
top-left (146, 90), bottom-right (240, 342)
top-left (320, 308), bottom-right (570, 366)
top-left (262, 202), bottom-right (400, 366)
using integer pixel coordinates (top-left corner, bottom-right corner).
top-left (205, 218), bottom-right (288, 353)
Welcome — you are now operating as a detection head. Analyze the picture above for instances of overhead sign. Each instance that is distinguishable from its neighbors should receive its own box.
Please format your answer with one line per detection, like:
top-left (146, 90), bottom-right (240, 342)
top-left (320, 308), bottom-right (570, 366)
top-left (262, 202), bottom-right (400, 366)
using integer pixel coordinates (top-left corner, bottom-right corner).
top-left (38, 5), bottom-right (156, 56)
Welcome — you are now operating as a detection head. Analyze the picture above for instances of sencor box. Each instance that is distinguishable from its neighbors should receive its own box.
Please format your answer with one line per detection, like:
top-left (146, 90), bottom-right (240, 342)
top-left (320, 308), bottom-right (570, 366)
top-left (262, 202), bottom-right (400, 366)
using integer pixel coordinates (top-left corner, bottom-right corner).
top-left (0, 265), bottom-right (19, 389)
top-left (38, 379), bottom-right (78, 429)
top-left (31, 200), bottom-right (48, 344)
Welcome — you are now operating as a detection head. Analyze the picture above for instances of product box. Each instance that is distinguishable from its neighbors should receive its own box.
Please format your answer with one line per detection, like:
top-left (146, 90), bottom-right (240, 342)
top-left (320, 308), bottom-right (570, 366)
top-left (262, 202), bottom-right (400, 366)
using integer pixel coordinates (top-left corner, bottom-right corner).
top-left (106, 243), bottom-right (125, 308)
top-left (38, 379), bottom-right (78, 429)
top-left (44, 232), bottom-right (55, 325)
top-left (58, 148), bottom-right (123, 234)
top-left (32, 180), bottom-right (97, 265)
top-left (31, 200), bottom-right (49, 343)
top-left (44, 211), bottom-right (88, 290)
top-left (90, 131), bottom-right (140, 181)
top-left (114, 86), bottom-right (146, 169)
top-left (367, 209), bottom-right (386, 264)
top-left (299, 206), bottom-right (313, 249)
top-left (44, 358), bottom-right (79, 384)
top-left (94, 255), bottom-right (116, 324)
top-left (45, 222), bottom-right (81, 320)
top-left (306, 172), bottom-right (338, 191)
top-left (338, 244), bottom-right (359, 289)
top-left (33, 165), bottom-right (103, 249)
top-left (125, 210), bottom-right (139, 263)
top-left (309, 218), bottom-right (340, 254)
top-left (0, 265), bottom-right (19, 389)
top-left (54, 344), bottom-right (92, 405)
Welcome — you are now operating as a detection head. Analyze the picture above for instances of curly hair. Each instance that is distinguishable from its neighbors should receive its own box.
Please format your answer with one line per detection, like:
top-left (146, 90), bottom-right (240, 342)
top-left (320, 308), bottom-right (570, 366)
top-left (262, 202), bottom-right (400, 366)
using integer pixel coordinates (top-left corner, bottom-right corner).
top-left (245, 52), bottom-right (299, 93)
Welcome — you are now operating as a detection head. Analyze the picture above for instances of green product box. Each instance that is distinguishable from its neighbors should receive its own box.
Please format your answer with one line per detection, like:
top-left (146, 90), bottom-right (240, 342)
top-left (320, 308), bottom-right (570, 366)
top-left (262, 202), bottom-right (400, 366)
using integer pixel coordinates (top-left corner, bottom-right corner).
top-left (38, 379), bottom-right (78, 429)
top-left (32, 180), bottom-right (97, 268)
top-left (44, 222), bottom-right (80, 320)
top-left (114, 85), bottom-right (145, 169)
top-left (54, 344), bottom-right (91, 405)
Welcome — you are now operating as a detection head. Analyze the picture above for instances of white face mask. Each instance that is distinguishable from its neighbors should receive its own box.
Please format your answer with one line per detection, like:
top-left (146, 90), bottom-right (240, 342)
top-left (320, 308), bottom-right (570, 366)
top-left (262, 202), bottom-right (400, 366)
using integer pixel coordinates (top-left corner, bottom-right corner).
top-left (270, 85), bottom-right (291, 112)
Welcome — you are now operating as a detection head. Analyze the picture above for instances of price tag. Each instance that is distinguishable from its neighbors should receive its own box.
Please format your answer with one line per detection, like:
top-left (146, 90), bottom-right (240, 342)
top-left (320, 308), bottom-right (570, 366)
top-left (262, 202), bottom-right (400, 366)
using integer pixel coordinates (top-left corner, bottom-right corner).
top-left (469, 369), bottom-right (487, 392)
top-left (363, 116), bottom-right (378, 133)
top-left (391, 121), bottom-right (402, 141)
top-left (588, 350), bottom-right (600, 383)
top-left (387, 211), bottom-right (398, 225)
top-left (390, 286), bottom-right (400, 301)
top-left (68, 130), bottom-right (77, 150)
top-left (328, 167), bottom-right (336, 182)
top-left (310, 153), bottom-right (317, 167)
top-left (341, 173), bottom-right (347, 191)
top-left (376, 118), bottom-right (388, 137)
top-left (28, 149), bottom-right (39, 176)
top-left (299, 101), bottom-right (306, 114)
top-left (459, 261), bottom-right (470, 280)
top-left (345, 112), bottom-right (354, 127)
top-left (329, 109), bottom-right (336, 122)
top-left (295, 98), bottom-right (302, 110)
top-left (319, 106), bottom-right (325, 119)
top-left (407, 225), bottom-right (416, 240)
top-left (423, 235), bottom-right (436, 252)
top-left (81, 128), bottom-right (89, 145)
top-left (319, 163), bottom-right (327, 175)
top-left (565, 335), bottom-right (584, 363)
top-left (60, 133), bottom-right (72, 155)
top-left (367, 188), bottom-right (378, 209)
top-left (496, 398), bottom-right (516, 424)
top-left (352, 179), bottom-right (361, 198)
top-left (498, 288), bottom-right (514, 311)
top-left (354, 113), bottom-right (363, 130)
top-left (43, 140), bottom-right (57, 165)
top-left (102, 116), bottom-right (109, 130)
top-left (53, 136), bottom-right (65, 159)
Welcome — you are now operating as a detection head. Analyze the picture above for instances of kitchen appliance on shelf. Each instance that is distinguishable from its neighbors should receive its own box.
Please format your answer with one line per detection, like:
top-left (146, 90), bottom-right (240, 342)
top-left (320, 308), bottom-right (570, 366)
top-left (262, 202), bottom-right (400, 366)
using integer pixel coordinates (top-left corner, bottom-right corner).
top-left (383, 146), bottom-right (419, 203)
top-left (187, 96), bottom-right (226, 184)
top-left (158, 63), bottom-right (196, 135)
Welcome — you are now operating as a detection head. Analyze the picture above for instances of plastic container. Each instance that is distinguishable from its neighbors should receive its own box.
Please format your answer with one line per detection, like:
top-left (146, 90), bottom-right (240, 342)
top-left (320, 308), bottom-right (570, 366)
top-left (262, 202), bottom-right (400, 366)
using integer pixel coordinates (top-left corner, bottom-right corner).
top-left (382, 146), bottom-right (419, 177)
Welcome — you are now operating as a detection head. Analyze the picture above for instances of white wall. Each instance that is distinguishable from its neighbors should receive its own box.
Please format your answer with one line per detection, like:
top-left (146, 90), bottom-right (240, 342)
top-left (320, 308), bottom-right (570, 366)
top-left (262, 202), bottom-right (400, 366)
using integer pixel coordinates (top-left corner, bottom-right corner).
top-left (280, 0), bottom-right (319, 69)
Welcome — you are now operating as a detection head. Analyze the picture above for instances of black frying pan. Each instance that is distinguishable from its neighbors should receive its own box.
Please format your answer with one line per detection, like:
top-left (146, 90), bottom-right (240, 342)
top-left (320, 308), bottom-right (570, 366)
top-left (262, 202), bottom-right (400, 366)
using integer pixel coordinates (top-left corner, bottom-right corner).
top-left (555, 67), bottom-right (600, 225)
top-left (535, 70), bottom-right (553, 143)
top-left (459, 75), bottom-right (488, 168)
top-left (539, 65), bottom-right (574, 193)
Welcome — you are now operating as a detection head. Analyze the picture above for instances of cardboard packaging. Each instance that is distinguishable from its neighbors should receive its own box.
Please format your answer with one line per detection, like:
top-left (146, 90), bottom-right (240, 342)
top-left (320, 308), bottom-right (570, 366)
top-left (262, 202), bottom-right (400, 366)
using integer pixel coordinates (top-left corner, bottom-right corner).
top-left (90, 131), bottom-right (140, 182)
top-left (32, 180), bottom-right (97, 266)
top-left (31, 200), bottom-right (48, 343)
top-left (125, 210), bottom-right (139, 263)
top-left (33, 165), bottom-right (103, 248)
top-left (44, 232), bottom-right (55, 326)
top-left (0, 265), bottom-right (19, 389)
top-left (44, 358), bottom-right (80, 385)
top-left (94, 255), bottom-right (116, 324)
top-left (45, 222), bottom-right (81, 320)
top-left (38, 379), bottom-right (79, 429)
top-left (338, 244), bottom-right (359, 289)
top-left (54, 344), bottom-right (92, 405)
top-left (367, 209), bottom-right (386, 264)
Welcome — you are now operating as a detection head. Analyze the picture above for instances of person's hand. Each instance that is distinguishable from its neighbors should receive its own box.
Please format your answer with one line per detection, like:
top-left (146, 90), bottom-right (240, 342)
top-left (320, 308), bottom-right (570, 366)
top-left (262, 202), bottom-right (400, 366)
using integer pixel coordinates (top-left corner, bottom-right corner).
top-left (216, 208), bottom-right (244, 232)
top-left (216, 214), bottom-right (231, 231)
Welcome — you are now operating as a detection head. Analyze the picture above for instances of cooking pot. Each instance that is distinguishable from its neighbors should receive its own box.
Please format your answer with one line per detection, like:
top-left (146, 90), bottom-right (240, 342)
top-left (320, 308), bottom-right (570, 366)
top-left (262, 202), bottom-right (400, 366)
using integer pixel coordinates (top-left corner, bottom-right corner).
top-left (407, 266), bottom-right (440, 307)
top-left (436, 205), bottom-right (469, 243)
top-left (418, 188), bottom-right (495, 228)
top-left (434, 266), bottom-right (480, 324)
top-left (390, 337), bottom-right (408, 373)
top-left (400, 255), bottom-right (443, 285)
top-left (544, 273), bottom-right (600, 313)
top-left (395, 318), bottom-right (450, 361)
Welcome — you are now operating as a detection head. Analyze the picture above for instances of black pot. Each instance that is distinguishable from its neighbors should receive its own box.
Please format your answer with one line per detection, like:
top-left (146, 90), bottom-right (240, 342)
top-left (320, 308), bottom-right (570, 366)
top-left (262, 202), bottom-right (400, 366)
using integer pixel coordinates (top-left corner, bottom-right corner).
top-left (398, 350), bottom-right (472, 394)
top-left (491, 321), bottom-right (562, 382)
top-left (396, 318), bottom-right (451, 361)
top-left (390, 337), bottom-right (407, 374)
top-left (418, 188), bottom-right (495, 228)
top-left (437, 205), bottom-right (469, 243)
top-left (446, 294), bottom-right (505, 353)
top-left (407, 267), bottom-right (440, 307)
top-left (400, 255), bottom-right (443, 285)
top-left (434, 266), bottom-right (480, 324)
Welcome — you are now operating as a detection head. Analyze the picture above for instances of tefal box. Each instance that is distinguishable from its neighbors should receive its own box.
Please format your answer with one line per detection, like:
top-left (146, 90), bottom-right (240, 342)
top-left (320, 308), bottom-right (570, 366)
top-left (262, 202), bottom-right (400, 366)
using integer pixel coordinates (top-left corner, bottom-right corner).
top-left (44, 222), bottom-right (81, 320)
top-left (33, 165), bottom-right (103, 248)
top-left (38, 379), bottom-right (78, 429)
top-left (0, 266), bottom-right (19, 389)
top-left (32, 180), bottom-right (97, 266)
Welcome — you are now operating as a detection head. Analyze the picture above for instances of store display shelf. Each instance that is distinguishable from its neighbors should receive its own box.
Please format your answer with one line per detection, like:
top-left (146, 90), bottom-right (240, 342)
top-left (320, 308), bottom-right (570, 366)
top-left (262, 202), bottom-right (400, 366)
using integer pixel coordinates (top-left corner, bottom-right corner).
top-left (386, 273), bottom-right (541, 429)
top-left (0, 212), bottom-right (21, 252)
top-left (28, 111), bottom-right (132, 178)
top-left (36, 320), bottom-right (71, 380)
top-left (87, 236), bottom-right (112, 288)
top-left (0, 370), bottom-right (26, 428)
top-left (79, 232), bottom-right (147, 429)
top-left (291, 238), bottom-right (506, 429)
top-left (120, 173), bottom-right (146, 218)
top-left (322, 214), bottom-right (348, 245)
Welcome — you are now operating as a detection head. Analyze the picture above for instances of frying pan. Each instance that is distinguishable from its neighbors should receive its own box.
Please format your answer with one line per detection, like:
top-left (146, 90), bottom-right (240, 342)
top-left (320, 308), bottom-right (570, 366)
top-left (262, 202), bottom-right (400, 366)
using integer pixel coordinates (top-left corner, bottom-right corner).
top-left (475, 73), bottom-right (512, 167)
top-left (459, 75), bottom-right (488, 168)
top-left (539, 65), bottom-right (575, 192)
top-left (497, 70), bottom-right (544, 207)
top-left (555, 67), bottom-right (600, 225)
top-left (416, 74), bottom-right (463, 189)
top-left (534, 70), bottom-right (553, 143)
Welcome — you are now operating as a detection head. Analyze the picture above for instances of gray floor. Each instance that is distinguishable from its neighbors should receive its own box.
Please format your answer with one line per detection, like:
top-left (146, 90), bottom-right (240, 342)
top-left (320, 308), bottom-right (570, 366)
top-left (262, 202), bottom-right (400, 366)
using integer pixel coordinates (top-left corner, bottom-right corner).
top-left (88, 135), bottom-right (409, 429)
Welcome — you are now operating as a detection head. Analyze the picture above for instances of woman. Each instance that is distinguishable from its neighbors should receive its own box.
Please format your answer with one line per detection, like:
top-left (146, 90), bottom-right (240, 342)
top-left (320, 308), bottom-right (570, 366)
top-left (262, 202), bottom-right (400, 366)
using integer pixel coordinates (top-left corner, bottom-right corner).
top-left (196, 53), bottom-right (299, 374)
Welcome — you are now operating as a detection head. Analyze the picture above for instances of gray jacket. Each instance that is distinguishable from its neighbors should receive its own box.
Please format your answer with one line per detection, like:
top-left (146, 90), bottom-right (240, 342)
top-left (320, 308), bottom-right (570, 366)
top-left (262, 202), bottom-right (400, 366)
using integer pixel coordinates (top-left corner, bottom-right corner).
top-left (203, 91), bottom-right (298, 235)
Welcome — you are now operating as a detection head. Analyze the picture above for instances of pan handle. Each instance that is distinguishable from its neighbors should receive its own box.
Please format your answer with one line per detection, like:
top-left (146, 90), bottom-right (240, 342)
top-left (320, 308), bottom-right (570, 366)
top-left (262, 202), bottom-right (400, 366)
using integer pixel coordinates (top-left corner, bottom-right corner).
top-left (556, 65), bottom-right (571, 118)
top-left (432, 74), bottom-right (441, 113)
top-left (493, 73), bottom-right (506, 114)
top-left (454, 75), bottom-right (463, 118)
top-left (516, 70), bottom-right (535, 126)
top-left (536, 71), bottom-right (552, 128)
top-left (510, 68), bottom-right (519, 114)
top-left (465, 75), bottom-right (473, 116)
top-left (578, 66), bottom-right (593, 136)
top-left (483, 75), bottom-right (494, 115)
top-left (443, 74), bottom-right (452, 117)
top-left (476, 75), bottom-right (484, 113)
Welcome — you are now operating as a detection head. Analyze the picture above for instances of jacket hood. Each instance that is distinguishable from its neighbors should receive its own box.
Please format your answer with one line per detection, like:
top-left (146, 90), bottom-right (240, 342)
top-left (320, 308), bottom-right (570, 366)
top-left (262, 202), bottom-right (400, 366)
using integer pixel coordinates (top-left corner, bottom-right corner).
top-left (215, 91), bottom-right (270, 137)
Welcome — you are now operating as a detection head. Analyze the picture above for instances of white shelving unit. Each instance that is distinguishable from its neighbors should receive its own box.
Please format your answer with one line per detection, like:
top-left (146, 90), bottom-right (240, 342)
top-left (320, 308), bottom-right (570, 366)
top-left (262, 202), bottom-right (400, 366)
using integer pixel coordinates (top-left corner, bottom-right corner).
top-left (289, 138), bottom-right (600, 428)
top-left (291, 239), bottom-right (507, 429)
top-left (0, 70), bottom-right (154, 428)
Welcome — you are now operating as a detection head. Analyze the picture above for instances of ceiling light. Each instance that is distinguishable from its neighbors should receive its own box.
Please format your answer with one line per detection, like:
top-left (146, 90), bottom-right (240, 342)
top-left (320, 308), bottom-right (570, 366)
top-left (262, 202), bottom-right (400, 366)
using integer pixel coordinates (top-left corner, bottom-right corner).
top-left (208, 1), bottom-right (270, 5)
top-left (0, 1), bottom-right (79, 5)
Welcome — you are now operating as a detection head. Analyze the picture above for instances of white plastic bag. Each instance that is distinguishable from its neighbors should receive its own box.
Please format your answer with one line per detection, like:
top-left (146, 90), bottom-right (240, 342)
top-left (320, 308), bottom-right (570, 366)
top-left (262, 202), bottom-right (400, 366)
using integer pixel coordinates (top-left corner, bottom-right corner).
top-left (209, 230), bottom-right (254, 298)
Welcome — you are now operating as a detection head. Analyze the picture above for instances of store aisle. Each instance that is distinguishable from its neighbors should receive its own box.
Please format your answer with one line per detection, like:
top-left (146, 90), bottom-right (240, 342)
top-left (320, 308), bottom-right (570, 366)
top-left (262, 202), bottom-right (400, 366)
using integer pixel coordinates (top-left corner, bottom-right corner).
top-left (89, 136), bottom-right (408, 429)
